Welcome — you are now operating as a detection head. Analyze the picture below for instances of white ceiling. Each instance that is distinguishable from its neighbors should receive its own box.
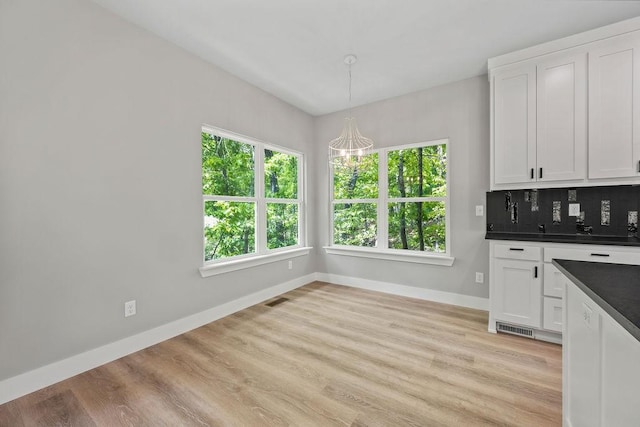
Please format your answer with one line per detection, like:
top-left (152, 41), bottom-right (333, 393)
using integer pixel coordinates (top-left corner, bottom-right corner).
top-left (91, 0), bottom-right (640, 116)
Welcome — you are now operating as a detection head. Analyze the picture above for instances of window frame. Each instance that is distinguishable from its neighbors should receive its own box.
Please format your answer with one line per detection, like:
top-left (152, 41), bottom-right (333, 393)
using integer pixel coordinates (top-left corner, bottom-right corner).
top-left (327, 138), bottom-right (453, 266)
top-left (200, 126), bottom-right (308, 277)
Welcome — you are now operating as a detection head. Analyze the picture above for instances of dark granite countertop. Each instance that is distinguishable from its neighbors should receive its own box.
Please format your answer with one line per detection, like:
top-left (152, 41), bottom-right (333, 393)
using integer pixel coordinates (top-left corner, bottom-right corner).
top-left (552, 259), bottom-right (640, 342)
top-left (486, 232), bottom-right (640, 246)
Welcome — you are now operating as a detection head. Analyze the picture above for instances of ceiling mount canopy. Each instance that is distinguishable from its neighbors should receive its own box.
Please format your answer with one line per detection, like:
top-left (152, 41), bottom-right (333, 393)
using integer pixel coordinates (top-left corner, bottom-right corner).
top-left (328, 54), bottom-right (374, 165)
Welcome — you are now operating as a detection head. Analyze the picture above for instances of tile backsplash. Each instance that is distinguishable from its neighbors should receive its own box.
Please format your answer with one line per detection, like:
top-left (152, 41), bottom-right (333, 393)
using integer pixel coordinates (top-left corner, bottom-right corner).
top-left (486, 185), bottom-right (640, 237)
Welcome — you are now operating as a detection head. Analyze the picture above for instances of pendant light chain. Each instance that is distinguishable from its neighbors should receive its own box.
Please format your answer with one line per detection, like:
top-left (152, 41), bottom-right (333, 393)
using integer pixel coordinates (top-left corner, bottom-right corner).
top-left (348, 63), bottom-right (353, 117)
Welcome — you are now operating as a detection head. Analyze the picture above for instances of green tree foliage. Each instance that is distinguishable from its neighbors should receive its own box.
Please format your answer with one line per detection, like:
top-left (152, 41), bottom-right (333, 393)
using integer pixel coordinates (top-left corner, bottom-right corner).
top-left (388, 202), bottom-right (446, 252)
top-left (264, 149), bottom-right (299, 250)
top-left (264, 149), bottom-right (297, 199)
top-left (202, 133), bottom-right (300, 261)
top-left (331, 144), bottom-right (447, 252)
top-left (333, 153), bottom-right (379, 199)
top-left (333, 203), bottom-right (377, 247)
top-left (332, 154), bottom-right (379, 246)
top-left (204, 201), bottom-right (255, 261)
top-left (388, 144), bottom-right (447, 252)
top-left (267, 203), bottom-right (298, 249)
top-left (202, 133), bottom-right (254, 196)
top-left (388, 145), bottom-right (447, 197)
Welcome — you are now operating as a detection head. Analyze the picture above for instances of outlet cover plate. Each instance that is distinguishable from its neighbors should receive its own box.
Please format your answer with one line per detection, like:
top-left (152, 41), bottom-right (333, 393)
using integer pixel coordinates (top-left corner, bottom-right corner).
top-left (475, 205), bottom-right (484, 216)
top-left (475, 272), bottom-right (484, 283)
top-left (124, 300), bottom-right (136, 317)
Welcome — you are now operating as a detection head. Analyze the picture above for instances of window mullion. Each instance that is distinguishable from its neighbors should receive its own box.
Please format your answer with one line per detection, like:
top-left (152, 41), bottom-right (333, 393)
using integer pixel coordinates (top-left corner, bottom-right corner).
top-left (332, 198), bottom-right (378, 204)
top-left (378, 149), bottom-right (389, 249)
top-left (328, 159), bottom-right (335, 246)
top-left (298, 154), bottom-right (305, 247)
top-left (387, 197), bottom-right (447, 203)
top-left (203, 195), bottom-right (256, 202)
top-left (255, 146), bottom-right (266, 254)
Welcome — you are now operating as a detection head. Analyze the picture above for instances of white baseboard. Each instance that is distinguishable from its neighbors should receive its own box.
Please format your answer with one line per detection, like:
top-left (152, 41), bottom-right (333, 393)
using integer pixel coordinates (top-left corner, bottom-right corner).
top-left (316, 273), bottom-right (489, 311)
top-left (1, 271), bottom-right (489, 405)
top-left (0, 273), bottom-right (315, 405)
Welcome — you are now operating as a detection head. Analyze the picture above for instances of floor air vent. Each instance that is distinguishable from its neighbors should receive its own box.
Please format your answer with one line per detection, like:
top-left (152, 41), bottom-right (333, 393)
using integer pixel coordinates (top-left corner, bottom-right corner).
top-left (265, 297), bottom-right (289, 307)
top-left (496, 322), bottom-right (534, 338)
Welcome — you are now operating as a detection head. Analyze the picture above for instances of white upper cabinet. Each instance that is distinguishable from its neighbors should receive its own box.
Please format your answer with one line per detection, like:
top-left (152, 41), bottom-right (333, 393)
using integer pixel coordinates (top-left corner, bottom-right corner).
top-left (491, 53), bottom-right (587, 188)
top-left (489, 17), bottom-right (640, 190)
top-left (493, 65), bottom-right (536, 186)
top-left (589, 32), bottom-right (640, 179)
top-left (537, 53), bottom-right (587, 182)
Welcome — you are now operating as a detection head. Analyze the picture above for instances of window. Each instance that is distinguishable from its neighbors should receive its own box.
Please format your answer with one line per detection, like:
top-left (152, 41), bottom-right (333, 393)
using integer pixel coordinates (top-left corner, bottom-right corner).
top-left (202, 127), bottom-right (304, 267)
top-left (330, 139), bottom-right (450, 260)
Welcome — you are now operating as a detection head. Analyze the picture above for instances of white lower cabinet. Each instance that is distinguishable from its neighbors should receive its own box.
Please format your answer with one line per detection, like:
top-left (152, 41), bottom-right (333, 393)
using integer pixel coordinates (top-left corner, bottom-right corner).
top-left (490, 241), bottom-right (640, 342)
top-left (491, 243), bottom-right (542, 329)
top-left (563, 276), bottom-right (640, 427)
top-left (493, 258), bottom-right (542, 328)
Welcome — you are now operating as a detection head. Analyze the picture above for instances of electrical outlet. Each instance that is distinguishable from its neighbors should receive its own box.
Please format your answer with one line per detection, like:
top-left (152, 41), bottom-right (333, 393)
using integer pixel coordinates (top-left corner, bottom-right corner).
top-left (475, 272), bottom-right (484, 283)
top-left (475, 205), bottom-right (484, 216)
top-left (288, 260), bottom-right (293, 270)
top-left (124, 300), bottom-right (136, 317)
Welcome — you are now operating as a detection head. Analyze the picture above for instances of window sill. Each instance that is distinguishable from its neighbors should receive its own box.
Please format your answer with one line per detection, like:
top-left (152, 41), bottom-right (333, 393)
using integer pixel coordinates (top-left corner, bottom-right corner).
top-left (323, 246), bottom-right (455, 266)
top-left (199, 247), bottom-right (312, 277)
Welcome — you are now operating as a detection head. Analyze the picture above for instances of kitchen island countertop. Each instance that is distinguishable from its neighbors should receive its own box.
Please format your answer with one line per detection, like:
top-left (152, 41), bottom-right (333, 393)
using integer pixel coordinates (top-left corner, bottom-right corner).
top-left (553, 259), bottom-right (640, 342)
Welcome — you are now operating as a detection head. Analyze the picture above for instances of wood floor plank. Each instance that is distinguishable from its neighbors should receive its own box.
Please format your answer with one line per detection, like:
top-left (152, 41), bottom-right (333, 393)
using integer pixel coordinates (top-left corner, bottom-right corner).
top-left (0, 282), bottom-right (562, 426)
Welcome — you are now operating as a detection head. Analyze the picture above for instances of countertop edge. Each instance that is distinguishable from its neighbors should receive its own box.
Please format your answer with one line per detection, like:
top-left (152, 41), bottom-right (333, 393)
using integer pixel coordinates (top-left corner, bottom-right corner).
top-left (552, 259), bottom-right (640, 343)
top-left (486, 232), bottom-right (640, 246)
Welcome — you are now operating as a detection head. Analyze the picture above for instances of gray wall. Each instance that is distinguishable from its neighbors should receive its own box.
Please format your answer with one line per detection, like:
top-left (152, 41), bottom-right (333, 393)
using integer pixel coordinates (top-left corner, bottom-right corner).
top-left (0, 0), bottom-right (490, 383)
top-left (314, 76), bottom-right (490, 298)
top-left (0, 0), bottom-right (316, 381)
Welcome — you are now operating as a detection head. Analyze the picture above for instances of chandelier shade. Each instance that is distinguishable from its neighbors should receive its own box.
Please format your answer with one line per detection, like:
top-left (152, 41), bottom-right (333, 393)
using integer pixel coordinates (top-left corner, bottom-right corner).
top-left (328, 117), bottom-right (374, 162)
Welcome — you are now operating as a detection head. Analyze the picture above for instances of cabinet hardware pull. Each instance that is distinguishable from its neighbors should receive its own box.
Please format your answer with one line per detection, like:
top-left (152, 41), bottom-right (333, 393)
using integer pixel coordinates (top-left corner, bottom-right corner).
top-left (637, 160), bottom-right (640, 173)
top-left (531, 168), bottom-right (534, 179)
top-left (534, 266), bottom-right (538, 278)
top-left (509, 248), bottom-right (524, 251)
top-left (590, 253), bottom-right (610, 257)
top-left (539, 167), bottom-right (543, 179)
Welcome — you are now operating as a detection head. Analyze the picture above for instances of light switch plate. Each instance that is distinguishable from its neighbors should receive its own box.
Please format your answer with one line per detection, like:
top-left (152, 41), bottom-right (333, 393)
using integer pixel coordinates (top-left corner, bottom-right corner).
top-left (569, 203), bottom-right (580, 217)
top-left (475, 205), bottom-right (484, 217)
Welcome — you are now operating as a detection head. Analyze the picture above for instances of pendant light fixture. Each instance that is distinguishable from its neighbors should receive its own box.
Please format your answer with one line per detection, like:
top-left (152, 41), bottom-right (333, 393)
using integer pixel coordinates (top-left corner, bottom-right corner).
top-left (328, 54), bottom-right (374, 165)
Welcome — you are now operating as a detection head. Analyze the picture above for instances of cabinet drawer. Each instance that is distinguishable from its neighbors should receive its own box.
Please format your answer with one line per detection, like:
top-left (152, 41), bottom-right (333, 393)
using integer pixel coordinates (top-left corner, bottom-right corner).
top-left (543, 296), bottom-right (563, 332)
top-left (545, 247), bottom-right (640, 265)
top-left (494, 244), bottom-right (542, 261)
top-left (543, 263), bottom-right (565, 298)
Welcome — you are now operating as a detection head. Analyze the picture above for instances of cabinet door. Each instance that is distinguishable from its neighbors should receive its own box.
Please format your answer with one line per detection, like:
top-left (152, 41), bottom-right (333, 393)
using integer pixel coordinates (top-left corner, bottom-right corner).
top-left (565, 283), bottom-right (600, 427)
top-left (493, 65), bottom-right (536, 185)
top-left (537, 53), bottom-right (587, 182)
top-left (589, 33), bottom-right (640, 179)
top-left (493, 259), bottom-right (541, 327)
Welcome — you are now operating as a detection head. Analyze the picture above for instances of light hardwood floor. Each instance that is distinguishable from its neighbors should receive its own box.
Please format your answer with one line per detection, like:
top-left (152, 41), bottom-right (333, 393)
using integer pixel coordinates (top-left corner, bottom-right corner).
top-left (0, 282), bottom-right (562, 426)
